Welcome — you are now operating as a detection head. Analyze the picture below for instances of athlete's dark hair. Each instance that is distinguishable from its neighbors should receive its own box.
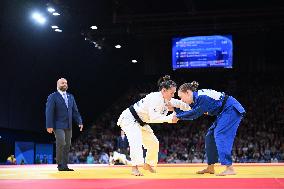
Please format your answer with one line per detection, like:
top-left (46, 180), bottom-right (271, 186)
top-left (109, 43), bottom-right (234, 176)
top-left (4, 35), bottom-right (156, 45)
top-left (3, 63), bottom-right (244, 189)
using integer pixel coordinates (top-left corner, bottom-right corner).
top-left (178, 81), bottom-right (199, 92)
top-left (157, 75), bottom-right (177, 91)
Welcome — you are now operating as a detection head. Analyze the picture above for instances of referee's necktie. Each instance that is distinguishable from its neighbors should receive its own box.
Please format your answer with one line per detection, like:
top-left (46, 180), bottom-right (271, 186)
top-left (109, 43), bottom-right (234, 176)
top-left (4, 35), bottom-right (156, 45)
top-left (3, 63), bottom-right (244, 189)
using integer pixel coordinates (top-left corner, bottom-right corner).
top-left (63, 93), bottom-right (68, 108)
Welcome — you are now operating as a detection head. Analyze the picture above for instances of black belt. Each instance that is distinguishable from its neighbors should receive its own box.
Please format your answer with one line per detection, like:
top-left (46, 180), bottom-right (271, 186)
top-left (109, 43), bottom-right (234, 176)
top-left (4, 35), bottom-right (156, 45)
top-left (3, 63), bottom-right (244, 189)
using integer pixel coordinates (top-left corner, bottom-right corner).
top-left (218, 95), bottom-right (229, 114)
top-left (129, 105), bottom-right (147, 126)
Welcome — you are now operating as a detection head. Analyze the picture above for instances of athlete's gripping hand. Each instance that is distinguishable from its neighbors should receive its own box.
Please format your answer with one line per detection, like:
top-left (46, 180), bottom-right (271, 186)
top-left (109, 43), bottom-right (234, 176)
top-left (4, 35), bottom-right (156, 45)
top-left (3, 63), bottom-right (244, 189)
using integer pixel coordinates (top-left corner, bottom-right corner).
top-left (172, 115), bottom-right (179, 123)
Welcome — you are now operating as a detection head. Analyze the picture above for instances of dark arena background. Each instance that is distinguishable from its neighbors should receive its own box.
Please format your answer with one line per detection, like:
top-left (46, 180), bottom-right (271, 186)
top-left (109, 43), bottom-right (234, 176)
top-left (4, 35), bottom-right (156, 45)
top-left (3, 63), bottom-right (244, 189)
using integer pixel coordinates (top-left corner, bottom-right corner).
top-left (1, 0), bottom-right (284, 189)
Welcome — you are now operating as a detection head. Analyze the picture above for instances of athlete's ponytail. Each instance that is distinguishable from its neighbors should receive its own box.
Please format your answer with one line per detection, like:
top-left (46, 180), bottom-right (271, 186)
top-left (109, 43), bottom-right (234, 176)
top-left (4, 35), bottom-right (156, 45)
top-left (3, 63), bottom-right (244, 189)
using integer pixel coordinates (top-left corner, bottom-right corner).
top-left (178, 81), bottom-right (199, 92)
top-left (157, 75), bottom-right (177, 91)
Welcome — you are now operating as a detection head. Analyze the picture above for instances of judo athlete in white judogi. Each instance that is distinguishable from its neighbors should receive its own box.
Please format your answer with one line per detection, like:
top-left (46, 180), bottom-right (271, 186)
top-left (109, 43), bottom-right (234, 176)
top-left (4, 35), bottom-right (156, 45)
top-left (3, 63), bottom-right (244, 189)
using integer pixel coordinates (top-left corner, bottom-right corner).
top-left (117, 75), bottom-right (190, 176)
top-left (109, 151), bottom-right (130, 165)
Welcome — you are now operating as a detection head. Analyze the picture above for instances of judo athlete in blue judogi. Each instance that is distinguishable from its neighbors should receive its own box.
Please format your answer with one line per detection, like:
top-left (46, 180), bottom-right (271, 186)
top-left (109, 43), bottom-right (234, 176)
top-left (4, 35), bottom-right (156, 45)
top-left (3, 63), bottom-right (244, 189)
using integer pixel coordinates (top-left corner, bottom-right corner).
top-left (171, 81), bottom-right (245, 176)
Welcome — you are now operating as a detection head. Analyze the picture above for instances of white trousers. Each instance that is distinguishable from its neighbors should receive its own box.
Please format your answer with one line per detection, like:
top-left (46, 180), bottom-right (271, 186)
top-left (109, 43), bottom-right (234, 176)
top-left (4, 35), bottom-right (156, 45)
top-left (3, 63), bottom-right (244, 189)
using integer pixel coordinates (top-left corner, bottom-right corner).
top-left (117, 109), bottom-right (159, 166)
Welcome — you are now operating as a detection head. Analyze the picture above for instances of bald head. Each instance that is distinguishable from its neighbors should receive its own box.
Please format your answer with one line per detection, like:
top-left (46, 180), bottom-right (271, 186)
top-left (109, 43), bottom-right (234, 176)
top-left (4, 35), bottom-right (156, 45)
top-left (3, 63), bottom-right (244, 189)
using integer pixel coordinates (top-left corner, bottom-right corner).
top-left (57, 78), bottom-right (68, 91)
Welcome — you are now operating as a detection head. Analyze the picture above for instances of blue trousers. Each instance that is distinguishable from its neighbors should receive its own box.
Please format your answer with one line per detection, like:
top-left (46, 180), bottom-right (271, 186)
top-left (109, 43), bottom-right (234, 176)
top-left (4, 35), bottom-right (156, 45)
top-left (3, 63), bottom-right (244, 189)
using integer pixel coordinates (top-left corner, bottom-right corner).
top-left (205, 106), bottom-right (243, 165)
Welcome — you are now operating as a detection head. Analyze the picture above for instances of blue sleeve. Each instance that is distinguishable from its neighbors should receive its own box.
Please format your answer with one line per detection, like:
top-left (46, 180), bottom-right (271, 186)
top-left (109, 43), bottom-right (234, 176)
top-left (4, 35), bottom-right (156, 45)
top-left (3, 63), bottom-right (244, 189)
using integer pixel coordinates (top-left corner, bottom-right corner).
top-left (175, 97), bottom-right (207, 120)
top-left (45, 95), bottom-right (55, 128)
top-left (174, 107), bottom-right (185, 115)
top-left (72, 95), bottom-right (83, 125)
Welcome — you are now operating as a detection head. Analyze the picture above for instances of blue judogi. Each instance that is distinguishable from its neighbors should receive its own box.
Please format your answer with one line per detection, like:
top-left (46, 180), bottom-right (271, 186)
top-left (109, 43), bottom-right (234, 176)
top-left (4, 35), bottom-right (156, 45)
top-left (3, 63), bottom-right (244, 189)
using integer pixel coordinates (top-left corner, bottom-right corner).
top-left (175, 89), bottom-right (245, 165)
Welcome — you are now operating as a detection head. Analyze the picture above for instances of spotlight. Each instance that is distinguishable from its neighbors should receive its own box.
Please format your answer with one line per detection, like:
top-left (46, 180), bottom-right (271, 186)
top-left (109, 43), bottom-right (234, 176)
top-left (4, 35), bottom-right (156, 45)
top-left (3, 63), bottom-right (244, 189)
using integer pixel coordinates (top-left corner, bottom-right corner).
top-left (31, 12), bottom-right (46, 24)
top-left (132, 60), bottom-right (138, 63)
top-left (115, 45), bottom-right (121, 49)
top-left (52, 12), bottom-right (60, 16)
top-left (90, 26), bottom-right (98, 30)
top-left (55, 29), bottom-right (62, 32)
top-left (51, 25), bottom-right (58, 29)
top-left (47, 7), bottom-right (55, 13)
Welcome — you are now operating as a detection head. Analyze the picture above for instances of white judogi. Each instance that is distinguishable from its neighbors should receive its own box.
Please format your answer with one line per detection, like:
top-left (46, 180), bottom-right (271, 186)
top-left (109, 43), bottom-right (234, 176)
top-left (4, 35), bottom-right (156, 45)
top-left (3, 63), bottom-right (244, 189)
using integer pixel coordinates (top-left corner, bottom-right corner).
top-left (109, 151), bottom-right (130, 165)
top-left (117, 92), bottom-right (190, 167)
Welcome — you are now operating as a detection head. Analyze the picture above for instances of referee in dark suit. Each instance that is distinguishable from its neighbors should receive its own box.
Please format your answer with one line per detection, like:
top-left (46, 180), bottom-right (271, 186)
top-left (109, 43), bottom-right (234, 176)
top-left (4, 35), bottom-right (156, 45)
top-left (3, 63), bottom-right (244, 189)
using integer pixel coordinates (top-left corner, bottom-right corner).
top-left (46, 78), bottom-right (83, 171)
top-left (116, 130), bottom-right (129, 155)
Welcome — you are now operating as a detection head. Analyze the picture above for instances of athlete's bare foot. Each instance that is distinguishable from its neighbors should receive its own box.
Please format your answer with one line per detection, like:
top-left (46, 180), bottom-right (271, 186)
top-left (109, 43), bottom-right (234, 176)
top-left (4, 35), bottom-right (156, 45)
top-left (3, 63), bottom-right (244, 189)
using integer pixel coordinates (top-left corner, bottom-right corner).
top-left (143, 163), bottom-right (156, 173)
top-left (216, 166), bottom-right (236, 176)
top-left (131, 166), bottom-right (143, 176)
top-left (196, 169), bottom-right (215, 174)
top-left (196, 165), bottom-right (215, 174)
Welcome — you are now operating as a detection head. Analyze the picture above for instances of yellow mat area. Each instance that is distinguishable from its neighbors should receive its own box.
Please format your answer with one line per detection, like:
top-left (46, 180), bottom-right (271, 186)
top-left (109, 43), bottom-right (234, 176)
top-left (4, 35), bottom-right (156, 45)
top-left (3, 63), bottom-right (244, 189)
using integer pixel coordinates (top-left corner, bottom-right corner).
top-left (0, 163), bottom-right (283, 179)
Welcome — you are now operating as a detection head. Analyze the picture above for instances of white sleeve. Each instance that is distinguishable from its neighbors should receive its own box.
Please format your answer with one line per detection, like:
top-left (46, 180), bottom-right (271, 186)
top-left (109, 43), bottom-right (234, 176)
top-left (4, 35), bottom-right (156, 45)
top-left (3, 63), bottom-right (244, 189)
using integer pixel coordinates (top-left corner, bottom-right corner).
top-left (148, 109), bottom-right (174, 123)
top-left (170, 98), bottom-right (191, 111)
top-left (147, 96), bottom-right (174, 123)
